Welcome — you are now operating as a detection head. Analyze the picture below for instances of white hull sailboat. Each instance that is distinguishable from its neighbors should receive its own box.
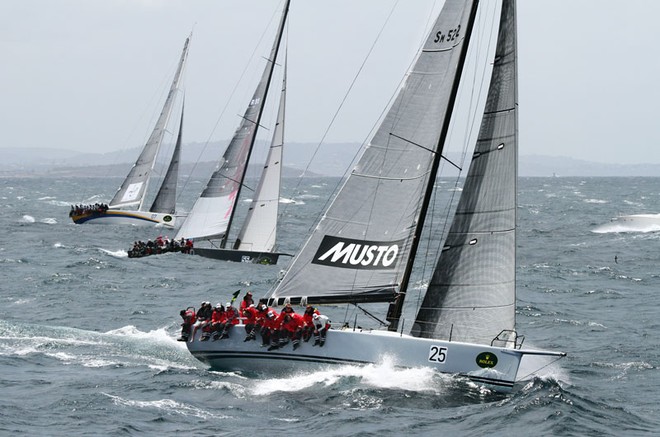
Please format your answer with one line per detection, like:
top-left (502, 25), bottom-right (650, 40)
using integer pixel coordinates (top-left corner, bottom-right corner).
top-left (71, 37), bottom-right (190, 229)
top-left (174, 2), bottom-right (290, 264)
top-left (184, 0), bottom-right (565, 392)
top-left (593, 213), bottom-right (660, 233)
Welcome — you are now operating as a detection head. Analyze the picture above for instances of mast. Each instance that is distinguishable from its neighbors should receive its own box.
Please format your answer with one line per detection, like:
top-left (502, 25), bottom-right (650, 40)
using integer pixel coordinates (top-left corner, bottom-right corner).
top-left (109, 35), bottom-right (190, 210)
top-left (220, 0), bottom-right (290, 248)
top-left (233, 54), bottom-right (287, 252)
top-left (175, 1), bottom-right (289, 245)
top-left (386, 0), bottom-right (481, 331)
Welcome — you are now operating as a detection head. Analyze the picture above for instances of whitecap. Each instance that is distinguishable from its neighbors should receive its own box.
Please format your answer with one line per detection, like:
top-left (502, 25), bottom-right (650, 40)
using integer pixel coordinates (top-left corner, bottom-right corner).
top-left (99, 248), bottom-right (128, 258)
top-left (40, 218), bottom-right (57, 224)
top-left (19, 215), bottom-right (35, 223)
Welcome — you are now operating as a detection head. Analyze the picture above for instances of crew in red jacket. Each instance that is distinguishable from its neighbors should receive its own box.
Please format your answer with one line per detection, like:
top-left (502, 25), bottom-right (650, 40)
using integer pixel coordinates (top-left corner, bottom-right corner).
top-left (242, 304), bottom-right (258, 341)
top-left (264, 310), bottom-right (280, 351)
top-left (219, 302), bottom-right (240, 339)
top-left (206, 304), bottom-right (226, 341)
top-left (301, 305), bottom-right (320, 342)
top-left (281, 312), bottom-right (304, 350)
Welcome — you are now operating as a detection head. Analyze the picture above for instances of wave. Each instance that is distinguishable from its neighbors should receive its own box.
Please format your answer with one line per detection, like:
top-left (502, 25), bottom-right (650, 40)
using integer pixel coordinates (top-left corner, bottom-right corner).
top-left (99, 248), bottom-right (128, 258)
top-left (102, 393), bottom-right (228, 419)
top-left (0, 321), bottom-right (198, 372)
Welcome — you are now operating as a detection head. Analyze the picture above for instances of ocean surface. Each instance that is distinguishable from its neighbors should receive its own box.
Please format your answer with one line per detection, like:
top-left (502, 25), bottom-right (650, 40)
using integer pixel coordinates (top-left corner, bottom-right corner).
top-left (2, 175), bottom-right (660, 436)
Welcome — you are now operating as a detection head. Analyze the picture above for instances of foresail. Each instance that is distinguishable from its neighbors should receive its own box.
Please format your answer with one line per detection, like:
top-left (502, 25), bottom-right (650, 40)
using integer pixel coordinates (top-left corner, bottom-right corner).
top-left (150, 102), bottom-right (184, 215)
top-left (175, 1), bottom-right (289, 243)
top-left (234, 59), bottom-right (286, 253)
top-left (270, 0), bottom-right (479, 305)
top-left (110, 36), bottom-right (190, 210)
top-left (412, 0), bottom-right (518, 346)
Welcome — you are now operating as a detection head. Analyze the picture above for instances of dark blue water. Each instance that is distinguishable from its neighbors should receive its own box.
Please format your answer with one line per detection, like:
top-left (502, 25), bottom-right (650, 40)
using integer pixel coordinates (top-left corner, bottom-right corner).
top-left (1, 176), bottom-right (659, 436)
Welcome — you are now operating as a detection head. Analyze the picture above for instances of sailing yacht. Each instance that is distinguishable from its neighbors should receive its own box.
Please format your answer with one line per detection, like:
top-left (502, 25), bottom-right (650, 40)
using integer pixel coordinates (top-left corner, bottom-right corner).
top-left (184, 0), bottom-right (565, 392)
top-left (70, 36), bottom-right (190, 228)
top-left (174, 1), bottom-right (290, 265)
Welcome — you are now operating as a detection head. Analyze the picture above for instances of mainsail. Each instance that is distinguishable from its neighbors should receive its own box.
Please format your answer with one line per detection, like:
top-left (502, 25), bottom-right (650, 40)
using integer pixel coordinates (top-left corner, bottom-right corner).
top-left (175, 1), bottom-right (290, 243)
top-left (412, 0), bottom-right (518, 346)
top-left (150, 102), bottom-right (184, 214)
top-left (233, 59), bottom-right (287, 253)
top-left (270, 0), bottom-right (479, 305)
top-left (109, 36), bottom-right (190, 210)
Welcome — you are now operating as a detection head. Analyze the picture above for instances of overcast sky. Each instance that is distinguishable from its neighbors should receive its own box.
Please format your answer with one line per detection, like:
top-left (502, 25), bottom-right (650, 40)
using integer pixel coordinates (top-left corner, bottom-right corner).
top-left (2, 0), bottom-right (660, 165)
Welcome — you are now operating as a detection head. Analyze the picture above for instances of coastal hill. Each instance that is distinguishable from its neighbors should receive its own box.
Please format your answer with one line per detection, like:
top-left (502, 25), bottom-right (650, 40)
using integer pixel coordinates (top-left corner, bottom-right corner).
top-left (2, 142), bottom-right (659, 178)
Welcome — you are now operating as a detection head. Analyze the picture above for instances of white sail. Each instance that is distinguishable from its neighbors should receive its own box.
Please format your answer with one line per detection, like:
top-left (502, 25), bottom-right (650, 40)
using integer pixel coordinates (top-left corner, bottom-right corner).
top-left (175, 2), bottom-right (289, 244)
top-left (110, 37), bottom-right (190, 211)
top-left (233, 60), bottom-right (286, 253)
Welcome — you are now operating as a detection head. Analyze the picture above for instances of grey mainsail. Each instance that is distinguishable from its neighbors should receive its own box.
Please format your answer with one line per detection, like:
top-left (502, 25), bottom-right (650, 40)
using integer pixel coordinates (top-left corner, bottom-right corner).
top-left (411, 0), bottom-right (518, 346)
top-left (110, 36), bottom-right (190, 210)
top-left (175, 1), bottom-right (290, 244)
top-left (233, 58), bottom-right (287, 253)
top-left (270, 0), bottom-right (479, 305)
top-left (150, 102), bottom-right (184, 215)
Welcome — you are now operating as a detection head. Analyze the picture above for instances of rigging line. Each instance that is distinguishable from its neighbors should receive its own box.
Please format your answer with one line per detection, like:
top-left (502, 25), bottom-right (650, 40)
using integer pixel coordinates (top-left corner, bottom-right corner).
top-left (177, 1), bottom-right (285, 201)
top-left (279, 0), bottom-right (402, 233)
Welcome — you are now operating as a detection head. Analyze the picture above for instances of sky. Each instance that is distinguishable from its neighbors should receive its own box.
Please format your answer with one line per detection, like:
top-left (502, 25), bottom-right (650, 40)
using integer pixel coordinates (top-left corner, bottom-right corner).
top-left (2, 0), bottom-right (660, 165)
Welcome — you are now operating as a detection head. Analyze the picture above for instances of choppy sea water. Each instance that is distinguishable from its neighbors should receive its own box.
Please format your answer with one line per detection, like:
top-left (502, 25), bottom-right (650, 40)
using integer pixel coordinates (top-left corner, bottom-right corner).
top-left (2, 176), bottom-right (660, 436)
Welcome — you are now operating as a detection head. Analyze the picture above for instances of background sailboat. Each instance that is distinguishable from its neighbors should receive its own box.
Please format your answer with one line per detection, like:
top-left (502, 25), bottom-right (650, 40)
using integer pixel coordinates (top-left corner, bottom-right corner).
top-left (184, 0), bottom-right (565, 391)
top-left (174, 1), bottom-right (290, 264)
top-left (70, 36), bottom-right (190, 228)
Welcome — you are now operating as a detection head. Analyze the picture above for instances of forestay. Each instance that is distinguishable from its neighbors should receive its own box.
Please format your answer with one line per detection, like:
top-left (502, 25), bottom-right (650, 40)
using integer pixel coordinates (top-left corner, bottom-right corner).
top-left (271, 0), bottom-right (478, 305)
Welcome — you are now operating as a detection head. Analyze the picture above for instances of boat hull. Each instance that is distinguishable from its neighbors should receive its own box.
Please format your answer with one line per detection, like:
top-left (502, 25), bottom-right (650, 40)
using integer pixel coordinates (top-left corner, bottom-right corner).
top-left (70, 210), bottom-right (178, 228)
top-left (600, 214), bottom-right (660, 232)
top-left (186, 324), bottom-right (525, 391)
top-left (192, 248), bottom-right (281, 265)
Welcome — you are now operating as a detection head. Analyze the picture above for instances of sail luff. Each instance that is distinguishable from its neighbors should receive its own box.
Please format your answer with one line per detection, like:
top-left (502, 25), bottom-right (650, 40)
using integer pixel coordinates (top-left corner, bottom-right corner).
top-left (149, 100), bottom-right (184, 214)
top-left (269, 0), bottom-right (481, 306)
top-left (109, 36), bottom-right (190, 210)
top-left (386, 0), bottom-right (481, 331)
top-left (233, 56), bottom-right (286, 252)
top-left (411, 0), bottom-right (518, 346)
top-left (175, 1), bottom-right (290, 243)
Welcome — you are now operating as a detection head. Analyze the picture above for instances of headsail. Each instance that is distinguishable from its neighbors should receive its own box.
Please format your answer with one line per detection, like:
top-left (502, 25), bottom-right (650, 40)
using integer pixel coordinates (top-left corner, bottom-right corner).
top-left (270, 0), bottom-right (479, 306)
top-left (233, 57), bottom-right (287, 253)
top-left (175, 1), bottom-right (290, 243)
top-left (411, 0), bottom-right (518, 346)
top-left (109, 36), bottom-right (190, 210)
top-left (150, 101), bottom-right (184, 214)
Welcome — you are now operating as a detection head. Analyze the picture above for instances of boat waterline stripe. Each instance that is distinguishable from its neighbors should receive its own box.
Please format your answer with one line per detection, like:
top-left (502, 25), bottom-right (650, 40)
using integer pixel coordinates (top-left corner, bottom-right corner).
top-left (191, 351), bottom-right (515, 388)
top-left (192, 350), bottom-right (371, 366)
top-left (72, 212), bottom-right (160, 224)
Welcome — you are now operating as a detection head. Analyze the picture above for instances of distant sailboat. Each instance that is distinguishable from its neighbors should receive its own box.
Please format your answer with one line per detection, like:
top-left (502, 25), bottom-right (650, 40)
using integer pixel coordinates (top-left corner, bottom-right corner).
top-left (174, 1), bottom-right (290, 264)
top-left (184, 0), bottom-right (565, 392)
top-left (70, 36), bottom-right (190, 228)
